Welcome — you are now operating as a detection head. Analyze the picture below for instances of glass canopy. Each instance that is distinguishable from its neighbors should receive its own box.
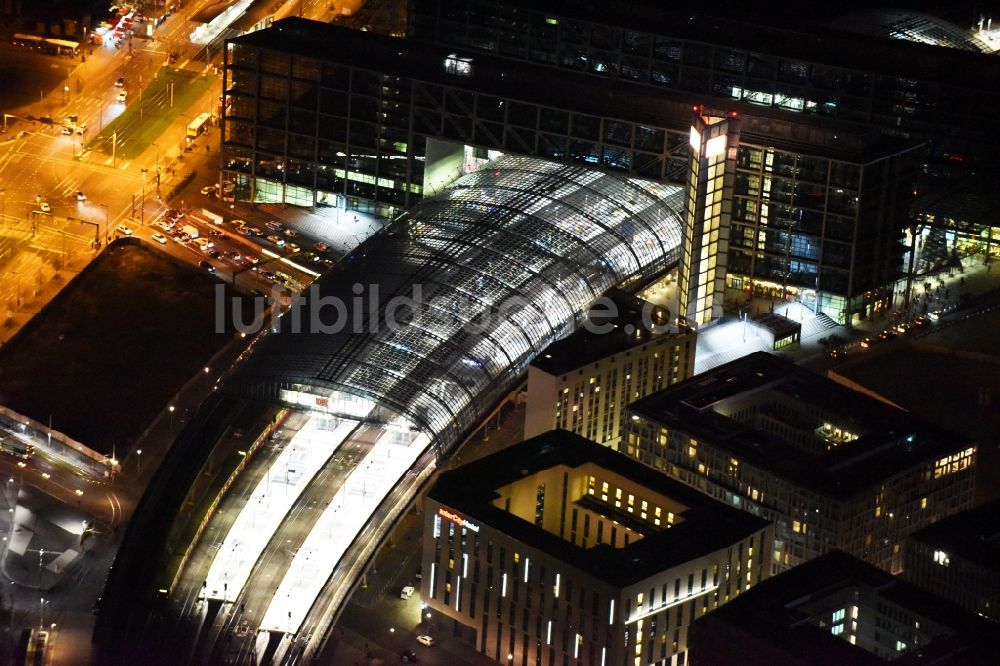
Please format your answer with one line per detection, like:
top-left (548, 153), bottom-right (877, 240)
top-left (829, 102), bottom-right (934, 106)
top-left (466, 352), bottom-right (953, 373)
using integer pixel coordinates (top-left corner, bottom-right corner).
top-left (234, 155), bottom-right (685, 453)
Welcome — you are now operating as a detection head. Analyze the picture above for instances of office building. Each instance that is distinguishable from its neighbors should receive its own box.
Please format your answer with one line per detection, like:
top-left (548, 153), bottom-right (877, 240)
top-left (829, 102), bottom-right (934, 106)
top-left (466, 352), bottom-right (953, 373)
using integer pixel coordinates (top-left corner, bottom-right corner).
top-left (524, 288), bottom-right (696, 448)
top-left (622, 352), bottom-right (976, 574)
top-left (422, 430), bottom-right (773, 666)
top-left (688, 550), bottom-right (1000, 665)
top-left (903, 499), bottom-right (1000, 622)
top-left (223, 17), bottom-right (923, 325)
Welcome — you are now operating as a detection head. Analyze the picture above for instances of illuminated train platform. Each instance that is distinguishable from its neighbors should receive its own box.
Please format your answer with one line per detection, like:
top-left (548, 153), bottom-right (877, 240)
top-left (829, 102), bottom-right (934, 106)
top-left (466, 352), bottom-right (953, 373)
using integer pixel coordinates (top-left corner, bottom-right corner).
top-left (93, 155), bottom-right (686, 665)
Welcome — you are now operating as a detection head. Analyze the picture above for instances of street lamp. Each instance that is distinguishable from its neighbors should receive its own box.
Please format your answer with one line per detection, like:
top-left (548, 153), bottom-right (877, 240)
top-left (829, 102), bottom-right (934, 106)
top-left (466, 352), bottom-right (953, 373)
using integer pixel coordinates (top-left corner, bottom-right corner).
top-left (140, 168), bottom-right (148, 226)
top-left (63, 85), bottom-right (69, 104)
top-left (136, 449), bottom-right (142, 474)
top-left (169, 405), bottom-right (175, 430)
top-left (100, 203), bottom-right (109, 244)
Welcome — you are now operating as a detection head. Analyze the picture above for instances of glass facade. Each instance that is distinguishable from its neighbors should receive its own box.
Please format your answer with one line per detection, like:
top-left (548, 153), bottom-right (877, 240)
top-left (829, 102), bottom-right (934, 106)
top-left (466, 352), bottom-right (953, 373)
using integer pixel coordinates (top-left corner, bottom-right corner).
top-left (410, 0), bottom-right (1000, 165)
top-left (234, 155), bottom-right (685, 455)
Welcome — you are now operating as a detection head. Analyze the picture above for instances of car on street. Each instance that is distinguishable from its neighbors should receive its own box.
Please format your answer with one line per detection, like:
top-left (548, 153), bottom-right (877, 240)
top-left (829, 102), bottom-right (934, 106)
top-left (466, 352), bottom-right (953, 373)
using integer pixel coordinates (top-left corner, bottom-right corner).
top-left (265, 221), bottom-right (284, 231)
top-left (76, 191), bottom-right (86, 201)
top-left (116, 91), bottom-right (127, 103)
top-left (65, 115), bottom-right (78, 124)
top-left (208, 229), bottom-right (224, 237)
top-left (231, 219), bottom-right (247, 228)
top-left (116, 223), bottom-right (133, 235)
top-left (245, 254), bottom-right (259, 264)
top-left (400, 585), bottom-right (415, 599)
top-left (61, 126), bottom-right (73, 135)
top-left (166, 209), bottom-right (183, 221)
top-left (859, 337), bottom-right (873, 349)
top-left (258, 270), bottom-right (278, 281)
top-left (314, 242), bottom-right (329, 253)
top-left (115, 77), bottom-right (126, 87)
top-left (200, 184), bottom-right (217, 196)
top-left (283, 228), bottom-right (298, 238)
top-left (39, 202), bottom-right (51, 213)
top-left (151, 232), bottom-right (168, 244)
top-left (199, 260), bottom-right (215, 273)
top-left (286, 243), bottom-right (300, 253)
top-left (153, 220), bottom-right (171, 232)
top-left (401, 649), bottom-right (418, 662)
top-left (416, 635), bottom-right (435, 647)
top-left (266, 234), bottom-right (286, 246)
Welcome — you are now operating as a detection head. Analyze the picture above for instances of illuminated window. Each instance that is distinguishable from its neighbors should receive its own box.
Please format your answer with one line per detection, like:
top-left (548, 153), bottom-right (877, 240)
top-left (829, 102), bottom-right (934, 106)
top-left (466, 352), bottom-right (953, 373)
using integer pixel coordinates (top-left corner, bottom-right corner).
top-left (920, 497), bottom-right (927, 509)
top-left (933, 550), bottom-right (950, 566)
top-left (444, 54), bottom-right (473, 76)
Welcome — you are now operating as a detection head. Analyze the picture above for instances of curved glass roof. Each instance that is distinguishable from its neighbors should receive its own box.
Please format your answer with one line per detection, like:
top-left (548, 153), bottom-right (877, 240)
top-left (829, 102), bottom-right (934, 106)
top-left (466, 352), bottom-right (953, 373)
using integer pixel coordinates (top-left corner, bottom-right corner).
top-left (234, 155), bottom-right (684, 451)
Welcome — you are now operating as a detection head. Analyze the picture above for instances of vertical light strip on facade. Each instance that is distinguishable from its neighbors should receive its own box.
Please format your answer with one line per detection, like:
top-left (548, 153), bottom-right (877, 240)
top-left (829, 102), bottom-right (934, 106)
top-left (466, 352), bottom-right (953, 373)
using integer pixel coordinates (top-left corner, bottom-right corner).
top-left (609, 599), bottom-right (615, 624)
top-left (547, 620), bottom-right (553, 645)
top-left (455, 576), bottom-right (462, 611)
top-left (554, 573), bottom-right (561, 598)
top-left (430, 562), bottom-right (437, 599)
top-left (502, 572), bottom-right (508, 597)
top-left (462, 552), bottom-right (468, 577)
top-left (524, 557), bottom-right (530, 583)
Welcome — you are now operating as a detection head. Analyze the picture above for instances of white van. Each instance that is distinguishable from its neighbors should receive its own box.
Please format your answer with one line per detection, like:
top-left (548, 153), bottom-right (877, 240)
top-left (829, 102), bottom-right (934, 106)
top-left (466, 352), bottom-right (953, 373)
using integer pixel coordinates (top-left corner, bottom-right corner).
top-left (400, 585), bottom-right (415, 599)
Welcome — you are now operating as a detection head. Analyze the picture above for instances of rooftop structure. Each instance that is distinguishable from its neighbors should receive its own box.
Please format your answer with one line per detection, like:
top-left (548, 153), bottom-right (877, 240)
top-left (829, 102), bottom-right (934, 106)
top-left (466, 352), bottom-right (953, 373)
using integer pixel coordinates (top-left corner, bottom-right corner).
top-left (622, 352), bottom-right (976, 572)
top-left (424, 429), bottom-right (772, 664)
top-left (689, 550), bottom-right (1000, 665)
top-left (903, 499), bottom-right (1000, 621)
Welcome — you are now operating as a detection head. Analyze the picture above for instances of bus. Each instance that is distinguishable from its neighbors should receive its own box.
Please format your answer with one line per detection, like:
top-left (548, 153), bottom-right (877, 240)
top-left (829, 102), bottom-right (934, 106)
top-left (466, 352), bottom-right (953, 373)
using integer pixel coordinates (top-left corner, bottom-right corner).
top-left (186, 112), bottom-right (212, 141)
top-left (12, 33), bottom-right (44, 49)
top-left (12, 34), bottom-right (79, 56)
top-left (1, 438), bottom-right (34, 460)
top-left (46, 38), bottom-right (80, 57)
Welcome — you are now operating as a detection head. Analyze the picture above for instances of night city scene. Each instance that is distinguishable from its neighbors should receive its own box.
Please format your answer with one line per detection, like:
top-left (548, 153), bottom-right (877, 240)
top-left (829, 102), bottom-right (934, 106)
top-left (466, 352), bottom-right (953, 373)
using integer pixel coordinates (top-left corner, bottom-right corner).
top-left (0, 0), bottom-right (998, 664)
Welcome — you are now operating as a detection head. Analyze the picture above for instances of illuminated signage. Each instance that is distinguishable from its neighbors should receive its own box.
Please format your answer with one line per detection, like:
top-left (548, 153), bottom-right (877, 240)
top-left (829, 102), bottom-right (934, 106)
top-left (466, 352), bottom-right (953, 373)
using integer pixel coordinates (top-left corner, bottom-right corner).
top-left (438, 507), bottom-right (480, 533)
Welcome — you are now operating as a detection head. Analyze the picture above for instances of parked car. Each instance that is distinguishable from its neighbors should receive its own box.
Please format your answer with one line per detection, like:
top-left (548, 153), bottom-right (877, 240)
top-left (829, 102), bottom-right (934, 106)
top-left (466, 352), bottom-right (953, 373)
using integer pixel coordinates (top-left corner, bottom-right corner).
top-left (116, 91), bottom-right (127, 103)
top-left (39, 202), bottom-right (51, 213)
top-left (151, 232), bottom-right (168, 244)
top-left (416, 635), bottom-right (435, 647)
top-left (286, 243), bottom-right (300, 253)
top-left (116, 223), bottom-right (133, 235)
top-left (314, 242), bottom-right (329, 253)
top-left (266, 234), bottom-right (286, 246)
top-left (200, 184), bottom-right (217, 196)
top-left (400, 649), bottom-right (418, 663)
top-left (115, 76), bottom-right (126, 87)
top-left (199, 260), bottom-right (215, 273)
top-left (283, 228), bottom-right (298, 238)
top-left (76, 191), bottom-right (86, 201)
top-left (61, 126), bottom-right (73, 135)
top-left (265, 220), bottom-right (284, 231)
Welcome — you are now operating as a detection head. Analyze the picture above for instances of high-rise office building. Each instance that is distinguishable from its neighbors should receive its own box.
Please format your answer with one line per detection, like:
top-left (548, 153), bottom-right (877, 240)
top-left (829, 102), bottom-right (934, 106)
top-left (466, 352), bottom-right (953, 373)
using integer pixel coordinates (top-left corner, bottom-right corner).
top-left (422, 430), bottom-right (773, 666)
top-left (223, 17), bottom-right (924, 324)
top-left (621, 352), bottom-right (976, 574)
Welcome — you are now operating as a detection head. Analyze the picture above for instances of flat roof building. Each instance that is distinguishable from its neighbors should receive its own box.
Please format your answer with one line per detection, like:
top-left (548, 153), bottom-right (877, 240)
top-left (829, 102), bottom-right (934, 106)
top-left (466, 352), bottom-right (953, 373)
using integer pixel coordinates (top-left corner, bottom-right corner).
top-left (622, 352), bottom-right (976, 574)
top-left (524, 288), bottom-right (696, 448)
top-left (223, 17), bottom-right (922, 325)
top-left (423, 430), bottom-right (773, 666)
top-left (688, 550), bottom-right (1000, 665)
top-left (903, 499), bottom-right (1000, 622)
